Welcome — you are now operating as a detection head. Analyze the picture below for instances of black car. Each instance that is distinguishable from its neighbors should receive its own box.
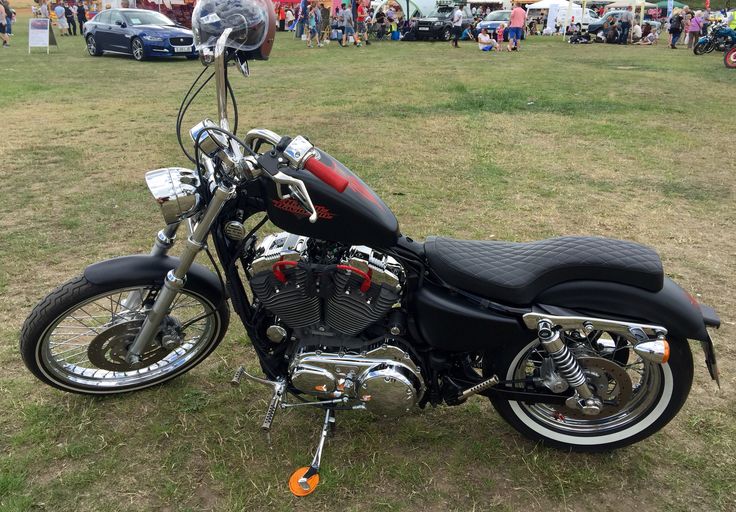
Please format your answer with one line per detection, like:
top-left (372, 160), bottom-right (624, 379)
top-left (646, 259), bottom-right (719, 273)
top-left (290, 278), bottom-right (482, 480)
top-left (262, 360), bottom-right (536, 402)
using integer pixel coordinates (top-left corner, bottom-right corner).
top-left (413, 5), bottom-right (473, 41)
top-left (84, 8), bottom-right (198, 61)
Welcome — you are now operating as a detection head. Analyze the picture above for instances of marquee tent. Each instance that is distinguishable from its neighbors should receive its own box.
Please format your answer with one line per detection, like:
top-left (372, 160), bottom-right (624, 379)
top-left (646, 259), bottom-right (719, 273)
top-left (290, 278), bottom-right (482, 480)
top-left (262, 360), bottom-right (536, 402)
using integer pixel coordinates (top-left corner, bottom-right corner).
top-left (527, 0), bottom-right (580, 9)
top-left (655, 0), bottom-right (685, 7)
top-left (606, 0), bottom-right (656, 7)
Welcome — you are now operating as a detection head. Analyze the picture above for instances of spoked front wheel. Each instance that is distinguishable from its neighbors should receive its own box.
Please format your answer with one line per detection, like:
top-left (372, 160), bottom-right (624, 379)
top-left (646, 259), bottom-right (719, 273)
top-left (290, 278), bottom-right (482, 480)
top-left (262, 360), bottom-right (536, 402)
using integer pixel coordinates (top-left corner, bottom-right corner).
top-left (487, 331), bottom-right (693, 451)
top-left (20, 275), bottom-right (229, 394)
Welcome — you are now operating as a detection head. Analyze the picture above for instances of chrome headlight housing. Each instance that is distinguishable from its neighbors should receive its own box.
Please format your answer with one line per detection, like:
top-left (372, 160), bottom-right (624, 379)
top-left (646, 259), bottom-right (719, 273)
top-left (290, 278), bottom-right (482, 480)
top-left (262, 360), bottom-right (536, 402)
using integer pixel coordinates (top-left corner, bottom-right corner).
top-left (145, 167), bottom-right (202, 225)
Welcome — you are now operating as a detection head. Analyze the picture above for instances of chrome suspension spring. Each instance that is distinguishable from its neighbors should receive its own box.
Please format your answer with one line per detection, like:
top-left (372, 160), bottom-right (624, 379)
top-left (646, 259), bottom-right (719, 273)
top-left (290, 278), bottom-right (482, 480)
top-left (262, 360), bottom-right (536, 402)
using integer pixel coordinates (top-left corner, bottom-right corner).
top-left (537, 320), bottom-right (590, 394)
top-left (544, 344), bottom-right (587, 388)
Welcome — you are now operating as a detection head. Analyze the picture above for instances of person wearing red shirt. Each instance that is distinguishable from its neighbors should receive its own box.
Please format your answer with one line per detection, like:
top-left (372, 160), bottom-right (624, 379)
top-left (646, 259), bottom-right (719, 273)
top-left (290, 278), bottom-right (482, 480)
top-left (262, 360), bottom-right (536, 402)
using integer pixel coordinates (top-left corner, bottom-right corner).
top-left (356, 1), bottom-right (370, 45)
top-left (508, 2), bottom-right (527, 50)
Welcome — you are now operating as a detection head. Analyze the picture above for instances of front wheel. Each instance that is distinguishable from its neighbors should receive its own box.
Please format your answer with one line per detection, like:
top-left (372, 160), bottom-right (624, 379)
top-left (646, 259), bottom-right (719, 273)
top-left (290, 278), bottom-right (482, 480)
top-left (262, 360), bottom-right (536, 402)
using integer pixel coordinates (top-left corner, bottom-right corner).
top-left (131, 37), bottom-right (146, 61)
top-left (86, 34), bottom-right (102, 56)
top-left (725, 47), bottom-right (736, 69)
top-left (486, 331), bottom-right (693, 451)
top-left (20, 274), bottom-right (229, 395)
top-left (693, 40), bottom-right (709, 55)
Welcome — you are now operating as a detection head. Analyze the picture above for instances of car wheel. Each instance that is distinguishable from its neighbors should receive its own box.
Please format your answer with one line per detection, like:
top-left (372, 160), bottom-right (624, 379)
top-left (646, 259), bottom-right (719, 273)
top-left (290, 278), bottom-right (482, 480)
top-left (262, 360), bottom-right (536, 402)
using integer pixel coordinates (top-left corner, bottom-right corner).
top-left (86, 34), bottom-right (102, 56)
top-left (442, 27), bottom-right (451, 41)
top-left (131, 37), bottom-right (146, 61)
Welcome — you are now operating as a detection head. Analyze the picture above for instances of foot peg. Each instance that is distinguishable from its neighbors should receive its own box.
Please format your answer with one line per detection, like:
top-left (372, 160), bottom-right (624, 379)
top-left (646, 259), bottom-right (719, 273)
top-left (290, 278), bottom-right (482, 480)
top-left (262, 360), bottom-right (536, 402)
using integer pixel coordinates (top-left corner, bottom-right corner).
top-left (230, 365), bottom-right (245, 386)
top-left (230, 365), bottom-right (286, 432)
top-left (289, 408), bottom-right (335, 497)
top-left (458, 375), bottom-right (499, 401)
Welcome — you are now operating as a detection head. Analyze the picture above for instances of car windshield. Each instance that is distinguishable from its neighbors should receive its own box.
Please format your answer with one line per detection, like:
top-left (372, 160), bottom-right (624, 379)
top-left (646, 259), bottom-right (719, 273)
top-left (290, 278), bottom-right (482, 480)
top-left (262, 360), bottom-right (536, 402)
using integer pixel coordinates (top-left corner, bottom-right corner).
top-left (485, 11), bottom-right (510, 22)
top-left (123, 11), bottom-right (176, 26)
top-left (428, 7), bottom-right (453, 17)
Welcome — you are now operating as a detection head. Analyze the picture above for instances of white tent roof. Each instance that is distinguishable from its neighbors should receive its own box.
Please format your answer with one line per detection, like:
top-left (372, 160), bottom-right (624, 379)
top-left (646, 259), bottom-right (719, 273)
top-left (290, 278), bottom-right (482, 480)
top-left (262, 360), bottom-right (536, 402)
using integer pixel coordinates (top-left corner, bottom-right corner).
top-left (606, 0), bottom-right (656, 7)
top-left (527, 0), bottom-right (580, 9)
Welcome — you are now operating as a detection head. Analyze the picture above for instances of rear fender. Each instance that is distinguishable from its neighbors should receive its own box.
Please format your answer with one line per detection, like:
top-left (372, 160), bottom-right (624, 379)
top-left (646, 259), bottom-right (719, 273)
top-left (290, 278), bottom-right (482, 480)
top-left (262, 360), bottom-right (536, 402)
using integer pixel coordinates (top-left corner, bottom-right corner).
top-left (83, 255), bottom-right (227, 307)
top-left (535, 277), bottom-right (720, 383)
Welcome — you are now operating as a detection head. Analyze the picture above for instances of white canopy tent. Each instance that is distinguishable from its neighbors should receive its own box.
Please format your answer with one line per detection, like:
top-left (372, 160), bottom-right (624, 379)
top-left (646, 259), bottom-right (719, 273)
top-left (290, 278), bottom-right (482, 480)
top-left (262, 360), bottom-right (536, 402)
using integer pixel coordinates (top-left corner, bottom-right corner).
top-left (606, 0), bottom-right (656, 7)
top-left (527, 0), bottom-right (580, 9)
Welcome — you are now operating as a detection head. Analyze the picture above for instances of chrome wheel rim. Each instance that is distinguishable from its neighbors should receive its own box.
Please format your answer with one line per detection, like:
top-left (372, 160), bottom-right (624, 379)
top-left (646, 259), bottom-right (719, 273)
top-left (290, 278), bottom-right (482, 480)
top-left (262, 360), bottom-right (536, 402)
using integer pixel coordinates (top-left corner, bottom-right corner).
top-left (87, 36), bottom-right (96, 55)
top-left (510, 333), bottom-right (663, 435)
top-left (39, 286), bottom-right (219, 389)
top-left (132, 40), bottom-right (143, 60)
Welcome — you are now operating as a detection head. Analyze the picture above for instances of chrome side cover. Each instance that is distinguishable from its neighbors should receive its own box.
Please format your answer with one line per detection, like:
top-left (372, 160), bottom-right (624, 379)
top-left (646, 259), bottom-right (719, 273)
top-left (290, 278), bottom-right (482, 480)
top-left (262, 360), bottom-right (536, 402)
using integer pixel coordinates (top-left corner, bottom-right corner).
top-left (144, 167), bottom-right (201, 225)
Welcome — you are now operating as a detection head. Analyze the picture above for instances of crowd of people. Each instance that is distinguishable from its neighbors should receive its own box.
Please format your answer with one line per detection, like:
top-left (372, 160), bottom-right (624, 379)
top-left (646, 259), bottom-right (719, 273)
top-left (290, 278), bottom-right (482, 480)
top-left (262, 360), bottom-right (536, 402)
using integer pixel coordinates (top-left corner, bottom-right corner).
top-left (274, 1), bottom-right (410, 48)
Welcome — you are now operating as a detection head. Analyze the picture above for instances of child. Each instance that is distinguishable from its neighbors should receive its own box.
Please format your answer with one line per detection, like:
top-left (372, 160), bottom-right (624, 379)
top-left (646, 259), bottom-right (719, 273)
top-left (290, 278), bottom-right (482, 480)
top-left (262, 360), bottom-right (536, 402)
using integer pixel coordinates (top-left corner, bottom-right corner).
top-left (496, 23), bottom-right (506, 50)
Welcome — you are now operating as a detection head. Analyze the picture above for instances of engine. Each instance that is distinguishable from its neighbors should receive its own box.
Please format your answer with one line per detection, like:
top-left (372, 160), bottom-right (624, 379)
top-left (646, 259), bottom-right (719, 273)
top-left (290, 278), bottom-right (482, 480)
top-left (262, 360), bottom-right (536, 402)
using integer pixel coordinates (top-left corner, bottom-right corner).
top-left (247, 232), bottom-right (425, 415)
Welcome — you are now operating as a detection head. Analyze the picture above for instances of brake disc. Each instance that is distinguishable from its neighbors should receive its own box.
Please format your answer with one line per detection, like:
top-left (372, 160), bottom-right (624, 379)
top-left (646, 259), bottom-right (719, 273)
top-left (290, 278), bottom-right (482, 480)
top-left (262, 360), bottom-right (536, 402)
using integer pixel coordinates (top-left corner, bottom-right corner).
top-left (87, 319), bottom-right (169, 371)
top-left (564, 356), bottom-right (633, 420)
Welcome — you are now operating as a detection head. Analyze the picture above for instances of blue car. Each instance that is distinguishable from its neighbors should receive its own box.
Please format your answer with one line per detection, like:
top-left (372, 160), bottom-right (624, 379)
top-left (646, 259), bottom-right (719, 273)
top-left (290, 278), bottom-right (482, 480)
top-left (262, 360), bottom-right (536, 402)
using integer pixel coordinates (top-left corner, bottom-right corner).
top-left (84, 8), bottom-right (198, 61)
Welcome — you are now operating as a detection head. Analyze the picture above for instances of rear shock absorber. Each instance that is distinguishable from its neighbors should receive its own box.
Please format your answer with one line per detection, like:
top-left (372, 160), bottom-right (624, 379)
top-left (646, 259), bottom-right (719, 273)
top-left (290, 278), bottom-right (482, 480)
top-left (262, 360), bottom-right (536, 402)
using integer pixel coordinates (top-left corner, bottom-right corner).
top-left (537, 320), bottom-right (602, 415)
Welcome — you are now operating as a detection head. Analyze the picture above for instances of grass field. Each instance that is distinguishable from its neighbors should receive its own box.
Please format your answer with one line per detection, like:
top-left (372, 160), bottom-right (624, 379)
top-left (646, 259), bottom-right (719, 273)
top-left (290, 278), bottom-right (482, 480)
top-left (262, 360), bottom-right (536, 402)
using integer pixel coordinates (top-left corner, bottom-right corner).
top-left (1, 14), bottom-right (735, 512)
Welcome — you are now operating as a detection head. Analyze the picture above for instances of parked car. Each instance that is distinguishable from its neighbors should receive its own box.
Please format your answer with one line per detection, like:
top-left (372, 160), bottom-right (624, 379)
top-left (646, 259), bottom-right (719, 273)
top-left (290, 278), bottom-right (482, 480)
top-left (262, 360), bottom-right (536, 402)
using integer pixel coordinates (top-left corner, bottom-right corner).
top-left (475, 10), bottom-right (525, 41)
top-left (84, 8), bottom-right (198, 61)
top-left (587, 10), bottom-right (661, 35)
top-left (413, 4), bottom-right (473, 41)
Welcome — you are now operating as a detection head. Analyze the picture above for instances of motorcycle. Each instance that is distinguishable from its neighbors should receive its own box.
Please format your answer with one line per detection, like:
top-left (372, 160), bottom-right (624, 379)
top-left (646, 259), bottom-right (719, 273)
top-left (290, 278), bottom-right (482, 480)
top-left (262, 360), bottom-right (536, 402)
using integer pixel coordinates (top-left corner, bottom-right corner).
top-left (693, 22), bottom-right (736, 55)
top-left (20, 0), bottom-right (721, 497)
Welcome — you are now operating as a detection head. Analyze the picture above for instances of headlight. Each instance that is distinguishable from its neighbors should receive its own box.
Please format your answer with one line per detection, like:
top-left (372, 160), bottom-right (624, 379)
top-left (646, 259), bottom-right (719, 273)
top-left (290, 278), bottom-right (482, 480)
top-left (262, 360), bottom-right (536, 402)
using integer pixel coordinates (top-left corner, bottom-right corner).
top-left (142, 35), bottom-right (164, 42)
top-left (434, 22), bottom-right (443, 26)
top-left (145, 168), bottom-right (201, 225)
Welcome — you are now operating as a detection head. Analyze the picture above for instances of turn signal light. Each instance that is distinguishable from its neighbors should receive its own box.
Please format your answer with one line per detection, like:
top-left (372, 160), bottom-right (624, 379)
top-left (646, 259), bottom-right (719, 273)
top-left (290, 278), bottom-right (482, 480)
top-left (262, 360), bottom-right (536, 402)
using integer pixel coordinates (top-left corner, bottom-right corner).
top-left (313, 385), bottom-right (328, 392)
top-left (633, 339), bottom-right (670, 365)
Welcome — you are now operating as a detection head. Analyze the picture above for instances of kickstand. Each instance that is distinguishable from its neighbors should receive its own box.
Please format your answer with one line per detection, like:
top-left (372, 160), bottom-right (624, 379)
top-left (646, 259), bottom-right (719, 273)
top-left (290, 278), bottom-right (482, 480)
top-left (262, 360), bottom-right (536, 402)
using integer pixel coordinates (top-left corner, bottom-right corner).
top-left (288, 408), bottom-right (335, 496)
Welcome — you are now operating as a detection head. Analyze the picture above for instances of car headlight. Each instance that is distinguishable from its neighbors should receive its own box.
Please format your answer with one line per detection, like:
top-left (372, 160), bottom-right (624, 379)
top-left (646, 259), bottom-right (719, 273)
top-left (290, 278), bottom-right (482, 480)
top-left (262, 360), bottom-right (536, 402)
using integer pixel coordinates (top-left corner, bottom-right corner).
top-left (434, 22), bottom-right (443, 26)
top-left (142, 35), bottom-right (164, 42)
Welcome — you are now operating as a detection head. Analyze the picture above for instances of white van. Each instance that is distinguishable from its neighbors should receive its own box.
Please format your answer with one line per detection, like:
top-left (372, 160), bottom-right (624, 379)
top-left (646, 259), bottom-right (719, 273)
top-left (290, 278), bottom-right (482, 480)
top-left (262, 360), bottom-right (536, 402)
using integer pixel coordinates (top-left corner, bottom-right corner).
top-left (554, 6), bottom-right (600, 28)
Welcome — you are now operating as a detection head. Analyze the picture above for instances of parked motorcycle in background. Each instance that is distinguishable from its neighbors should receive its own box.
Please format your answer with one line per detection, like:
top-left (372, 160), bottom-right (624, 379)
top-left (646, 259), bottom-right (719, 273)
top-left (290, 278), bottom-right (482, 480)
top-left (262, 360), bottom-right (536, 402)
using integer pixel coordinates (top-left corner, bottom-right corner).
top-left (693, 21), bottom-right (736, 55)
top-left (19, 0), bottom-right (722, 497)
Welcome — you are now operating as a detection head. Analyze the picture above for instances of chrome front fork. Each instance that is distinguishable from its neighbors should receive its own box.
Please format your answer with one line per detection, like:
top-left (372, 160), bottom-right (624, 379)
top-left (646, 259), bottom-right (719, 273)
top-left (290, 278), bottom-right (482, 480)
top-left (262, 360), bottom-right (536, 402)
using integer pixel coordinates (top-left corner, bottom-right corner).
top-left (125, 183), bottom-right (235, 364)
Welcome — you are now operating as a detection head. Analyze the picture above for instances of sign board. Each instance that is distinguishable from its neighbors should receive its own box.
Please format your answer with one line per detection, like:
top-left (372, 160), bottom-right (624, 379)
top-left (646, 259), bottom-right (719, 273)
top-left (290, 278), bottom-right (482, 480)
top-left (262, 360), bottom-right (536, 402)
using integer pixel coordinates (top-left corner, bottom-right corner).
top-left (28, 18), bottom-right (50, 54)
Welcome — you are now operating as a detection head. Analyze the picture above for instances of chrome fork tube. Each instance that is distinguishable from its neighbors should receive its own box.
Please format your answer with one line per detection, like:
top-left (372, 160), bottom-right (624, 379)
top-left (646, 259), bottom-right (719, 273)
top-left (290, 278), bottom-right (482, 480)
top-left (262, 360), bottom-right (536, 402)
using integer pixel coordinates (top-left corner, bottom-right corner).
top-left (118, 223), bottom-right (181, 314)
top-left (125, 183), bottom-right (235, 364)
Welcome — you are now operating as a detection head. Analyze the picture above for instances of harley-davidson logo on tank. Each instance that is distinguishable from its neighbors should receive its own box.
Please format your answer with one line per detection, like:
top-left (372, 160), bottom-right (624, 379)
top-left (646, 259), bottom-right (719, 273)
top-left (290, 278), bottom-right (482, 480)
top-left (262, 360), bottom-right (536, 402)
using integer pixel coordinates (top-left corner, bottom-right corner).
top-left (272, 198), bottom-right (336, 220)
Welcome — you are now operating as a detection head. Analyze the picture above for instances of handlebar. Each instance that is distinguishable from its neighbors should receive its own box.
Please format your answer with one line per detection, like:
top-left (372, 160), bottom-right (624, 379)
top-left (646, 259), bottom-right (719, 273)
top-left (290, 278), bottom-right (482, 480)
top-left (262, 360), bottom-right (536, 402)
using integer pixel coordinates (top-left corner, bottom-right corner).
top-left (303, 155), bottom-right (350, 193)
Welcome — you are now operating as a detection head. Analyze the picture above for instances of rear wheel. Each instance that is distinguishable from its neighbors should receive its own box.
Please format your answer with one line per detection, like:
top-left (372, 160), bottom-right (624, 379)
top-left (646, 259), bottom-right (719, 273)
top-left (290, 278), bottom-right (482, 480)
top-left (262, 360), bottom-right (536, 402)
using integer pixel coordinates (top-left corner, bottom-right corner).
top-left (486, 330), bottom-right (693, 451)
top-left (20, 275), bottom-right (229, 395)
top-left (725, 47), bottom-right (736, 69)
top-left (442, 27), bottom-right (451, 41)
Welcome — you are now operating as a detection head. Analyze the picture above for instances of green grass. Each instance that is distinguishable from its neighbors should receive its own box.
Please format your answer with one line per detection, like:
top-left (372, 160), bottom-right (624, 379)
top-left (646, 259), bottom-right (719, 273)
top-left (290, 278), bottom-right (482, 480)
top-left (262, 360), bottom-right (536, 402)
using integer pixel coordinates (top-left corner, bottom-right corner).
top-left (1, 14), bottom-right (735, 512)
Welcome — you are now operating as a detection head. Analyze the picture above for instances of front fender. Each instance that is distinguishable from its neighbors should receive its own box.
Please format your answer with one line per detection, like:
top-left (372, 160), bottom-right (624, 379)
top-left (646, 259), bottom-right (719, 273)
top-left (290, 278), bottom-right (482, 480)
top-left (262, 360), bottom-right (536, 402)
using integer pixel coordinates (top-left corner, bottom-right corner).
top-left (84, 255), bottom-right (227, 307)
top-left (535, 277), bottom-right (714, 342)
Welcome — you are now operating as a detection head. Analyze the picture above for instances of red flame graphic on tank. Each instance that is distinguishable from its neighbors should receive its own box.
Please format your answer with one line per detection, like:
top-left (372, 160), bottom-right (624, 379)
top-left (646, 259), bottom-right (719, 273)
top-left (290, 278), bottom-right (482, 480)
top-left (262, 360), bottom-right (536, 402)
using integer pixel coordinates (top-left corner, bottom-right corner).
top-left (272, 198), bottom-right (335, 220)
top-left (317, 152), bottom-right (386, 211)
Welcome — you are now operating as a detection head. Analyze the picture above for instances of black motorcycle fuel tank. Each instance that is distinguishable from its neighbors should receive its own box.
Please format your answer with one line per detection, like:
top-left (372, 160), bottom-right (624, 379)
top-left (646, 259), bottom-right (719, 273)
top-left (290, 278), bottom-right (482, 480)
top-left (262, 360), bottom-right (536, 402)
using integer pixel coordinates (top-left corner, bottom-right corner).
top-left (262, 149), bottom-right (400, 248)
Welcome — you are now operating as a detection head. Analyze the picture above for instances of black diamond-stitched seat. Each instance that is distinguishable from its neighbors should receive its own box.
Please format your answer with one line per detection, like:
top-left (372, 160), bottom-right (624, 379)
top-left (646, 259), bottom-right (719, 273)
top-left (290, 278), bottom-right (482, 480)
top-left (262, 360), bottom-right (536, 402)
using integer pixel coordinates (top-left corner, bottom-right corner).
top-left (425, 236), bottom-right (664, 305)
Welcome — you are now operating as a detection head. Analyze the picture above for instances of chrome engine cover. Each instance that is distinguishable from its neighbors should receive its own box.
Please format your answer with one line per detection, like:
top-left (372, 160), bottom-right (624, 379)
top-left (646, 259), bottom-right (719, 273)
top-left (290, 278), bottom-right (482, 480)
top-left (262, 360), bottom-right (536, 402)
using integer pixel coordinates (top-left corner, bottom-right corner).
top-left (289, 344), bottom-right (425, 416)
top-left (248, 232), bottom-right (405, 336)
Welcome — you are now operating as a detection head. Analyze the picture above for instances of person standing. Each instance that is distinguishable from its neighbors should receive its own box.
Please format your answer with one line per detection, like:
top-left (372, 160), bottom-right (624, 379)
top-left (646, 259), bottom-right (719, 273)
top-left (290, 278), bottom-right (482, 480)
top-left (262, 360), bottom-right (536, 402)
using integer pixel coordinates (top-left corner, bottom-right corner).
top-left (687, 10), bottom-right (703, 49)
top-left (64, 2), bottom-right (76, 36)
top-left (618, 6), bottom-right (633, 44)
top-left (0, 2), bottom-right (9, 46)
top-left (40, 0), bottom-right (49, 19)
top-left (341, 3), bottom-right (359, 47)
top-left (54, 2), bottom-right (69, 36)
top-left (357, 0), bottom-right (369, 45)
top-left (77, 1), bottom-right (87, 33)
top-left (508, 2), bottom-right (526, 51)
top-left (668, 9), bottom-right (683, 49)
top-left (1, 0), bottom-right (12, 37)
top-left (451, 4), bottom-right (462, 48)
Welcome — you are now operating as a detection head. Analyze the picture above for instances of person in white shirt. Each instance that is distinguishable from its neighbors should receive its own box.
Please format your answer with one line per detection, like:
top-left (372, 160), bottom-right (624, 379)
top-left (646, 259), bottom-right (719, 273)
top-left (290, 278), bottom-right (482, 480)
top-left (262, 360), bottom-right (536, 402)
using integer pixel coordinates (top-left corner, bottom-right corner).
top-left (631, 23), bottom-right (642, 42)
top-left (477, 27), bottom-right (498, 51)
top-left (451, 5), bottom-right (463, 47)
